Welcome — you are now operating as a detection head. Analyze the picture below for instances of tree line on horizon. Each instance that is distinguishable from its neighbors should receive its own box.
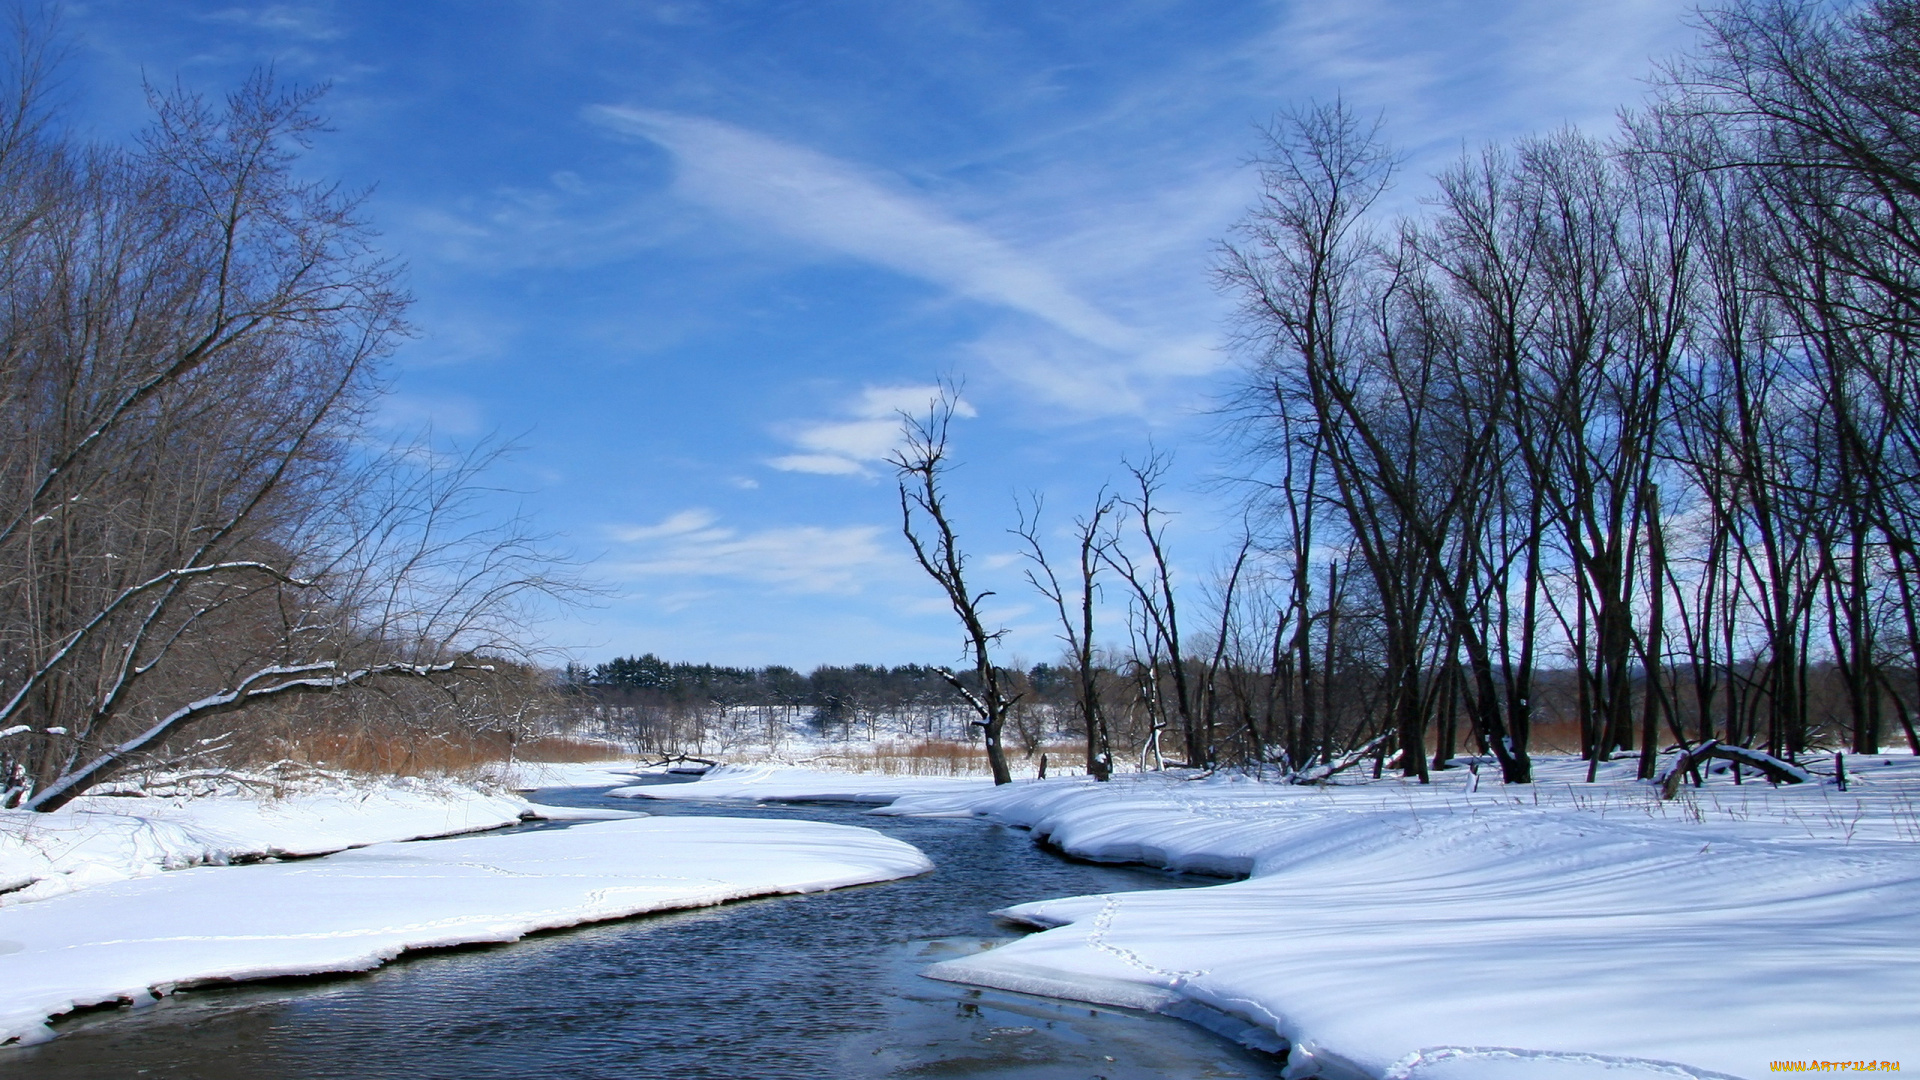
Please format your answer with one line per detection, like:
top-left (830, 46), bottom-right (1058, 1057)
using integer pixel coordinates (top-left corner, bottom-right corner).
top-left (567, 654), bottom-right (1083, 754)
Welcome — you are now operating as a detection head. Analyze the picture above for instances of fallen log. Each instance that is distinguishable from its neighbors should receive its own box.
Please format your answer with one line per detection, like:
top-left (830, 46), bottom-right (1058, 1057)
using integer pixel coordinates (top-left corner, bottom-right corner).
top-left (1290, 731), bottom-right (1395, 785)
top-left (640, 753), bottom-right (721, 774)
top-left (1659, 740), bottom-right (1812, 798)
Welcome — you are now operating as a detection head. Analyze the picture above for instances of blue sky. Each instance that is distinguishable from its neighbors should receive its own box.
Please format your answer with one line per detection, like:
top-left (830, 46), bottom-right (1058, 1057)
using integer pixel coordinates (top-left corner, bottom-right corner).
top-left (58, 0), bottom-right (1697, 668)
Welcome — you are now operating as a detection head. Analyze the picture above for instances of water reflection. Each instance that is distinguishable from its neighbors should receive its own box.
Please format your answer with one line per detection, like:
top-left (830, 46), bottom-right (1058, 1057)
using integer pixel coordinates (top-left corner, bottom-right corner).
top-left (6, 786), bottom-right (1279, 1079)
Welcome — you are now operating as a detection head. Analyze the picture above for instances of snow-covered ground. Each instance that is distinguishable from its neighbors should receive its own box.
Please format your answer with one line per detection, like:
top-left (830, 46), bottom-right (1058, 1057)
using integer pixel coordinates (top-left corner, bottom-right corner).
top-left (863, 754), bottom-right (1920, 1080)
top-left (608, 762), bottom-right (993, 804)
top-left (493, 757), bottom-right (652, 790)
top-left (0, 814), bottom-right (931, 1047)
top-left (8, 753), bottom-right (1914, 1077)
top-left (0, 771), bottom-right (556, 906)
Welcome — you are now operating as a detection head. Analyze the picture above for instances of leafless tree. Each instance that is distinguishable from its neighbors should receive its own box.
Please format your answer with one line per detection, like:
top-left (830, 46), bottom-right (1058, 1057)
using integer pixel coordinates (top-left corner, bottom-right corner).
top-left (1204, 1), bottom-right (1920, 786)
top-left (890, 385), bottom-right (1017, 785)
top-left (1101, 452), bottom-right (1208, 765)
top-left (1015, 488), bottom-right (1119, 780)
top-left (0, 45), bottom-right (564, 809)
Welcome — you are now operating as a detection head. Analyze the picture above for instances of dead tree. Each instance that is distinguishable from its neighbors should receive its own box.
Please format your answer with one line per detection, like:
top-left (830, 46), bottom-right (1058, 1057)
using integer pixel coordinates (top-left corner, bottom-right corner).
top-left (891, 387), bottom-right (1016, 785)
top-left (1658, 738), bottom-right (1811, 798)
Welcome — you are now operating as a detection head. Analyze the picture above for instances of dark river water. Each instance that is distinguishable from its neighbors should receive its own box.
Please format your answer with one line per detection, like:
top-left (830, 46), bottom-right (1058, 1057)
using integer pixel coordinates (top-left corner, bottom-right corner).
top-left (5, 782), bottom-right (1282, 1080)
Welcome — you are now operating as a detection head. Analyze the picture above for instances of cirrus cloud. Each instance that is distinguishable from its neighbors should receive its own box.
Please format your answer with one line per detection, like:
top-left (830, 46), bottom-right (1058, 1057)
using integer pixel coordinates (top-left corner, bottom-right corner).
top-left (589, 106), bottom-right (1140, 353)
top-left (606, 509), bottom-right (905, 594)
top-left (769, 384), bottom-right (973, 477)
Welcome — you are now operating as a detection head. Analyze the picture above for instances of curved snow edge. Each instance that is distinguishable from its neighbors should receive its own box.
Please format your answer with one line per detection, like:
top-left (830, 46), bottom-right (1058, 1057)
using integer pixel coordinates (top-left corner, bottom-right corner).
top-left (2, 785), bottom-right (543, 907)
top-left (0, 817), bottom-right (932, 1048)
top-left (882, 773), bottom-right (1920, 1079)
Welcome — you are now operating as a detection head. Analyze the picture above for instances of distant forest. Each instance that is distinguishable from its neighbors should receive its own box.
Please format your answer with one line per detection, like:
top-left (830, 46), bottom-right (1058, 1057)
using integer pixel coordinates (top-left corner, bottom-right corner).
top-left (562, 652), bottom-right (1802, 772)
top-left (566, 654), bottom-right (1085, 753)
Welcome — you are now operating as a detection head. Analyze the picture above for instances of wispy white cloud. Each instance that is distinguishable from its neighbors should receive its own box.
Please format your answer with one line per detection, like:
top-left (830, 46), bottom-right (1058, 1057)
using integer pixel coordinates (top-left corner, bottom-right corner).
top-left (606, 510), bottom-right (903, 594)
top-left (609, 509), bottom-right (720, 542)
top-left (393, 105), bottom-right (1236, 418)
top-left (787, 418), bottom-right (896, 462)
top-left (769, 384), bottom-right (972, 477)
top-left (575, 107), bottom-right (1251, 418)
top-left (198, 4), bottom-right (342, 41)
top-left (373, 392), bottom-right (487, 438)
top-left (767, 453), bottom-right (869, 477)
top-left (588, 106), bottom-right (1140, 353)
top-left (1259, 0), bottom-right (1696, 173)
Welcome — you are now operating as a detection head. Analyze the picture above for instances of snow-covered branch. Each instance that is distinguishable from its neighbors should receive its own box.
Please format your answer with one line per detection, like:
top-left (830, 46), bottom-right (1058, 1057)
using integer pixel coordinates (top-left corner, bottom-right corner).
top-left (1659, 740), bottom-right (1812, 798)
top-left (0, 561), bottom-right (312, 729)
top-left (1289, 731), bottom-right (1395, 785)
top-left (24, 660), bottom-right (465, 813)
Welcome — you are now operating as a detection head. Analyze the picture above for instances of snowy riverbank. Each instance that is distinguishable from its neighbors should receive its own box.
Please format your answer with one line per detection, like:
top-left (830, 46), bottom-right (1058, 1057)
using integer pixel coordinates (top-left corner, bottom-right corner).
top-left (624, 757), bottom-right (1919, 1077)
top-left (865, 756), bottom-right (1920, 1080)
top-left (7, 754), bottom-right (1914, 1076)
top-left (0, 769), bottom-right (563, 906)
top-left (0, 814), bottom-right (931, 1047)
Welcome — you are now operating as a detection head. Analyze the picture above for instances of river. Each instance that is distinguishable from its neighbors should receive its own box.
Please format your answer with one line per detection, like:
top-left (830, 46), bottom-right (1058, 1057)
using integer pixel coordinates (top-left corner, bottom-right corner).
top-left (7, 781), bottom-right (1282, 1079)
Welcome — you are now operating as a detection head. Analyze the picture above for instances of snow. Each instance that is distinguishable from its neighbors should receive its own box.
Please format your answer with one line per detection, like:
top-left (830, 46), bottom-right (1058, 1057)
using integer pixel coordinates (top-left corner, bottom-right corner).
top-left (1707, 742), bottom-right (1817, 784)
top-left (493, 757), bottom-right (651, 790)
top-left (0, 814), bottom-right (931, 1046)
top-left (607, 762), bottom-right (993, 804)
top-left (877, 755), bottom-right (1920, 1080)
top-left (1, 774), bottom-right (546, 906)
top-left (6, 750), bottom-right (1913, 1077)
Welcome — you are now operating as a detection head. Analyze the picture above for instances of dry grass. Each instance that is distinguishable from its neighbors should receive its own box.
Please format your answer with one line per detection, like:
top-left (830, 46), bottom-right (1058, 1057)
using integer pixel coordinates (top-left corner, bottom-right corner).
top-left (517, 736), bottom-right (626, 762)
top-left (802, 739), bottom-right (1095, 778)
top-left (808, 739), bottom-right (995, 777)
top-left (1027, 742), bottom-right (1092, 775)
top-left (1525, 718), bottom-right (1588, 755)
top-left (269, 729), bottom-right (620, 777)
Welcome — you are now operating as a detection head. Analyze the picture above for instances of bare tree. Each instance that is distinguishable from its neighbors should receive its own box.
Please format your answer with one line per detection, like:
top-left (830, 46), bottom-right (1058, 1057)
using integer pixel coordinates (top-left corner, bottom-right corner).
top-left (1016, 489), bottom-right (1119, 780)
top-left (1102, 452), bottom-right (1207, 765)
top-left (890, 386), bottom-right (1017, 785)
top-left (0, 49), bottom-right (564, 809)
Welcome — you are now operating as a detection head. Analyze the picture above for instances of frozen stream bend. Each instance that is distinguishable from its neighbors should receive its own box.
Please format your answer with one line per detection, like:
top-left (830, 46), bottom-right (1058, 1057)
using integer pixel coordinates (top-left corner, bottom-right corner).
top-left (0, 811), bottom-right (932, 1048)
top-left (2, 783), bottom-right (1285, 1079)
